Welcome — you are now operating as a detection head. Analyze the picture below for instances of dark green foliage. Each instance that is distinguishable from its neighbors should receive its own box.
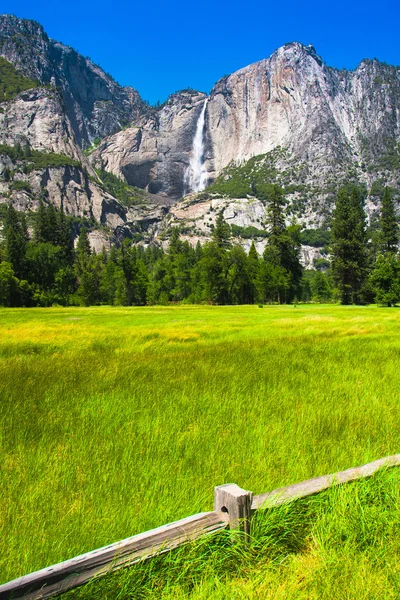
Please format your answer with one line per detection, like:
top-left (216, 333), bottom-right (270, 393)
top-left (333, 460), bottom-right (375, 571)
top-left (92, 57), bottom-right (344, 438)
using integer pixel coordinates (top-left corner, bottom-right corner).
top-left (95, 168), bottom-right (147, 207)
top-left (2, 176), bottom-right (400, 308)
top-left (0, 143), bottom-right (80, 170)
top-left (119, 242), bottom-right (148, 305)
top-left (262, 185), bottom-right (303, 303)
top-left (378, 188), bottom-right (398, 254)
top-left (368, 187), bottom-right (400, 306)
top-left (0, 57), bottom-right (39, 101)
top-left (0, 261), bottom-right (19, 306)
top-left (26, 243), bottom-right (66, 293)
top-left (331, 186), bottom-right (368, 305)
top-left (300, 228), bottom-right (331, 248)
top-left (206, 152), bottom-right (279, 198)
top-left (4, 204), bottom-right (29, 279)
top-left (370, 254), bottom-right (400, 306)
top-left (10, 179), bottom-right (31, 192)
top-left (212, 211), bottom-right (232, 248)
top-left (25, 150), bottom-right (81, 171)
top-left (313, 257), bottom-right (331, 271)
top-left (231, 224), bottom-right (268, 239)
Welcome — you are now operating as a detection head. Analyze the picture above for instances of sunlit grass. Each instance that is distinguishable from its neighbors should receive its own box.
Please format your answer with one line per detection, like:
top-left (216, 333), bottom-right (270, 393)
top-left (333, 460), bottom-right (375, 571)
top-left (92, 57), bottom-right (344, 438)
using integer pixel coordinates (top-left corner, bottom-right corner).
top-left (1, 305), bottom-right (400, 596)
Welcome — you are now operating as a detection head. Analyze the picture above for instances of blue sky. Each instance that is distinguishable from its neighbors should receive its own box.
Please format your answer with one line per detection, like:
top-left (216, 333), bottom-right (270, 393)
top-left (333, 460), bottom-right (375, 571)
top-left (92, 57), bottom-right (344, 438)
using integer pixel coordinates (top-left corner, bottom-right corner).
top-left (2, 0), bottom-right (399, 104)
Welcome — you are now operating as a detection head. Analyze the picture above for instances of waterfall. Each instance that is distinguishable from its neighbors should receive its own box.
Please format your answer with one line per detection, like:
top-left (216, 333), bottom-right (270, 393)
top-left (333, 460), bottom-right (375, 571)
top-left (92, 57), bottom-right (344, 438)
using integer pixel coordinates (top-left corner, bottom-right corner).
top-left (185, 98), bottom-right (208, 194)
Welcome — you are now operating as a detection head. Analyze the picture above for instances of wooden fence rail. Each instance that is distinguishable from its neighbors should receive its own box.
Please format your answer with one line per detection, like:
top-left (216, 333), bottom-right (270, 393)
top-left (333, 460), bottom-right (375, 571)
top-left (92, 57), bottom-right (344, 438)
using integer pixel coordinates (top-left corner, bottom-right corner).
top-left (1, 454), bottom-right (400, 600)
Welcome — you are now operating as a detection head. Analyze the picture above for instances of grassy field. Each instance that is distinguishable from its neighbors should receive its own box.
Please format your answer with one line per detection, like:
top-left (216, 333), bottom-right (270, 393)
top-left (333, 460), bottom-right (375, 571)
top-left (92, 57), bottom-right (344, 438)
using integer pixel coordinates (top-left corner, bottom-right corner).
top-left (1, 305), bottom-right (400, 597)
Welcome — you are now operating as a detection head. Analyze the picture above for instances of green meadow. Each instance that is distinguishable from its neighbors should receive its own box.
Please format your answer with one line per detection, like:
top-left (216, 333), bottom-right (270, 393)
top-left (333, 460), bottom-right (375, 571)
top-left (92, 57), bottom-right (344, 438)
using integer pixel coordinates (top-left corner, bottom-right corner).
top-left (1, 305), bottom-right (400, 597)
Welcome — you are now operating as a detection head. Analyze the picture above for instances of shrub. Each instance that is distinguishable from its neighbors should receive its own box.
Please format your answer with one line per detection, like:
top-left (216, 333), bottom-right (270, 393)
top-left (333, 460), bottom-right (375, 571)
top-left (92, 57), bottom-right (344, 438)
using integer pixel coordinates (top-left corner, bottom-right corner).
top-left (11, 180), bottom-right (31, 193)
top-left (300, 228), bottom-right (331, 248)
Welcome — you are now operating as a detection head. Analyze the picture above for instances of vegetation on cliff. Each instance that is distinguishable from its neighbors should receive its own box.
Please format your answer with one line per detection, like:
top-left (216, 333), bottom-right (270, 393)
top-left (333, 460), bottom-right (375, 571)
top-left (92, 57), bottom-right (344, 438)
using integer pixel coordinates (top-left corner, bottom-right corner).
top-left (95, 168), bottom-right (148, 207)
top-left (0, 143), bottom-right (81, 172)
top-left (0, 57), bottom-right (39, 101)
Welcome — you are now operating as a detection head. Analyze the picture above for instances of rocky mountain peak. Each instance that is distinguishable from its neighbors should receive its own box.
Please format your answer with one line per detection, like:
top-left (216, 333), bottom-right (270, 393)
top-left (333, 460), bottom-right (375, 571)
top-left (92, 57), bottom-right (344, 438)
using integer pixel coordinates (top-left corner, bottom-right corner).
top-left (0, 14), bottom-right (147, 147)
top-left (0, 16), bottom-right (399, 254)
top-left (0, 14), bottom-right (47, 39)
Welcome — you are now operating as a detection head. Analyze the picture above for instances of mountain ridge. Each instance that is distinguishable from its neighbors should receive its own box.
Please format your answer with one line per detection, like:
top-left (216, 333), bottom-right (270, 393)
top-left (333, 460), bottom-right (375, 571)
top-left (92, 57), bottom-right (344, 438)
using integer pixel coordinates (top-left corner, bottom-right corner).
top-left (0, 14), bottom-right (399, 258)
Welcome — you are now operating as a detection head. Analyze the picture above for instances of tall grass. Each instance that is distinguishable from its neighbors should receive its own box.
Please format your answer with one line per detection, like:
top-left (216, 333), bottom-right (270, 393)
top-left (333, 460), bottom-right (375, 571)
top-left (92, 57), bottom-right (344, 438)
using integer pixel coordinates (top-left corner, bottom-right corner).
top-left (64, 469), bottom-right (400, 599)
top-left (1, 305), bottom-right (400, 595)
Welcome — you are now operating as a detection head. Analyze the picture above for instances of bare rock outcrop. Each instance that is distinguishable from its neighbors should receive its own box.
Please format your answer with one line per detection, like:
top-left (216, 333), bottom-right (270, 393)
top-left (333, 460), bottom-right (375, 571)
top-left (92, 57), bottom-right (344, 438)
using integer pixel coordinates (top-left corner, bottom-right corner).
top-left (91, 90), bottom-right (207, 198)
top-left (0, 15), bottom-right (146, 147)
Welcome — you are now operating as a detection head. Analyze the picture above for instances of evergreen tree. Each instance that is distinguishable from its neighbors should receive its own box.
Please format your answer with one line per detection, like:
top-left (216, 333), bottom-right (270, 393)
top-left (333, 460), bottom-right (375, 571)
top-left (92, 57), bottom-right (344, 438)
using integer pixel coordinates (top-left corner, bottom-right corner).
top-left (0, 261), bottom-right (19, 306)
top-left (201, 212), bottom-right (231, 304)
top-left (26, 243), bottom-right (65, 293)
top-left (99, 246), bottom-right (120, 305)
top-left (263, 186), bottom-right (302, 303)
top-left (370, 254), bottom-right (400, 307)
top-left (53, 266), bottom-right (76, 305)
top-left (4, 204), bottom-right (28, 279)
top-left (379, 188), bottom-right (398, 255)
top-left (311, 270), bottom-right (332, 302)
top-left (331, 185), bottom-right (368, 305)
top-left (369, 188), bottom-right (400, 306)
top-left (120, 242), bottom-right (148, 305)
top-left (212, 211), bottom-right (231, 248)
top-left (226, 245), bottom-right (252, 304)
top-left (247, 241), bottom-right (259, 304)
top-left (34, 200), bottom-right (51, 244)
top-left (77, 253), bottom-right (101, 306)
top-left (75, 228), bottom-right (91, 277)
top-left (56, 207), bottom-right (74, 265)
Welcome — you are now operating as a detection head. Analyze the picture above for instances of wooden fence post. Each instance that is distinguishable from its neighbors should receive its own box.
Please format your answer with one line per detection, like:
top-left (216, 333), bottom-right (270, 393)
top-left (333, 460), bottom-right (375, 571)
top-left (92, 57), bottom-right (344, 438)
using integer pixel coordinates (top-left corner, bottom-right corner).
top-left (214, 483), bottom-right (253, 544)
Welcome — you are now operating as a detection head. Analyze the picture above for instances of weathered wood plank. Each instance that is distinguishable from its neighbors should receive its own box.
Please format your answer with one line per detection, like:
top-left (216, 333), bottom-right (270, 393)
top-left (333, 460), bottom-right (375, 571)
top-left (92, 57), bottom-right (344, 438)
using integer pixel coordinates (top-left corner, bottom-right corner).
top-left (3, 454), bottom-right (400, 599)
top-left (0, 511), bottom-right (228, 600)
top-left (214, 484), bottom-right (253, 543)
top-left (252, 454), bottom-right (400, 510)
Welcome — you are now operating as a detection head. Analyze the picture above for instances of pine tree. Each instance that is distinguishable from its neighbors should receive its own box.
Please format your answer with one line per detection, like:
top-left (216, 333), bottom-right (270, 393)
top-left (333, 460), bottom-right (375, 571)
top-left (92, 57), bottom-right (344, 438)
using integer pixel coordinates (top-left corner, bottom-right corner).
top-left (265, 185), bottom-right (286, 244)
top-left (331, 185), bottom-right (368, 305)
top-left (226, 245), bottom-right (251, 304)
top-left (247, 241), bottom-right (259, 304)
top-left (379, 188), bottom-right (398, 254)
top-left (200, 212), bottom-right (231, 304)
top-left (75, 227), bottom-right (91, 277)
top-left (370, 254), bottom-right (400, 307)
top-left (263, 185), bottom-right (302, 303)
top-left (4, 204), bottom-right (28, 279)
top-left (56, 207), bottom-right (74, 264)
top-left (33, 200), bottom-right (49, 244)
top-left (212, 211), bottom-right (231, 248)
top-left (120, 242), bottom-right (148, 305)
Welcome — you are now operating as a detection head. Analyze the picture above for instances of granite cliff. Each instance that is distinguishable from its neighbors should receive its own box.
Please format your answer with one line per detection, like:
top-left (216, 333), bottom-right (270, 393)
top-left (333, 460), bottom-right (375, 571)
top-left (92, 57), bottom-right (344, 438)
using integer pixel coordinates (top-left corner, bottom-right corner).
top-left (1, 15), bottom-right (399, 256)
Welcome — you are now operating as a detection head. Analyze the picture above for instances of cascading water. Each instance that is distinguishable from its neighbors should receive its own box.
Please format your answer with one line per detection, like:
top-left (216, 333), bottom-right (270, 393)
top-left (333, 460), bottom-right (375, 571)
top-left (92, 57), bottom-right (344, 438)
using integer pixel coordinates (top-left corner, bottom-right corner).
top-left (185, 98), bottom-right (208, 194)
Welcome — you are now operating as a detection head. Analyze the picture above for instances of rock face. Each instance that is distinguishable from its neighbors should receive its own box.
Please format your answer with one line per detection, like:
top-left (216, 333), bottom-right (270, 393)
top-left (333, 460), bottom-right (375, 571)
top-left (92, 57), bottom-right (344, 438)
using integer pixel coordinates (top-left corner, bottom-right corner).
top-left (0, 83), bottom-right (128, 232)
top-left (91, 90), bottom-right (208, 198)
top-left (0, 15), bottom-right (146, 147)
top-left (0, 87), bottom-right (80, 159)
top-left (90, 42), bottom-right (400, 219)
top-left (205, 43), bottom-right (400, 189)
top-left (1, 15), bottom-right (399, 254)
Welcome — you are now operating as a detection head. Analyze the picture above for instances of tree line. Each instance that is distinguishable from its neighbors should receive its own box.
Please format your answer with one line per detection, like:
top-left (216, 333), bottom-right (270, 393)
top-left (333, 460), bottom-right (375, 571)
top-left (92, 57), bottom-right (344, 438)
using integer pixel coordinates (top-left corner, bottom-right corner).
top-left (0, 184), bottom-right (398, 307)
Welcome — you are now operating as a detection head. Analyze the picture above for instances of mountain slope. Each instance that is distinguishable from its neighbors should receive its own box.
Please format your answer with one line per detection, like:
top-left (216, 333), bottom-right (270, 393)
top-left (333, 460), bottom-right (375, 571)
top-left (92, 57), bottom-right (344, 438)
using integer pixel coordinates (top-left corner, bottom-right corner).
top-left (95, 42), bottom-right (400, 206)
top-left (0, 15), bottom-right (399, 250)
top-left (0, 15), bottom-right (146, 147)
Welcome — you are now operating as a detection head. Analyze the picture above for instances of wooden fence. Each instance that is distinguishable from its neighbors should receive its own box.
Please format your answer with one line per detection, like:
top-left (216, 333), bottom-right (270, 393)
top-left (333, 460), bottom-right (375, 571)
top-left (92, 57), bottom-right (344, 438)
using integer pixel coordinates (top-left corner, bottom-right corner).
top-left (1, 454), bottom-right (400, 600)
